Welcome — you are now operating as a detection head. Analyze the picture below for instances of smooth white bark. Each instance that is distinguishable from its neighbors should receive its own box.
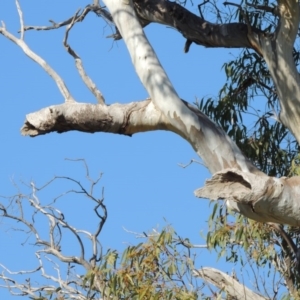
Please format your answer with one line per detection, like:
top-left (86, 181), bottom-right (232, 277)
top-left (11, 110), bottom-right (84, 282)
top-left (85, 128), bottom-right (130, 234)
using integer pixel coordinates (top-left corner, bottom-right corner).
top-left (17, 0), bottom-right (300, 226)
top-left (99, 0), bottom-right (300, 226)
top-left (193, 267), bottom-right (267, 300)
top-left (102, 0), bottom-right (259, 175)
top-left (259, 0), bottom-right (300, 142)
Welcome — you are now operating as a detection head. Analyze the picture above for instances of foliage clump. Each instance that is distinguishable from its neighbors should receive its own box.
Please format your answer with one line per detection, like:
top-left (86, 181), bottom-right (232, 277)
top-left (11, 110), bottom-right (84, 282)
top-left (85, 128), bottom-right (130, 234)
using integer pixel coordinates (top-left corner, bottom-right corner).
top-left (82, 228), bottom-right (200, 299)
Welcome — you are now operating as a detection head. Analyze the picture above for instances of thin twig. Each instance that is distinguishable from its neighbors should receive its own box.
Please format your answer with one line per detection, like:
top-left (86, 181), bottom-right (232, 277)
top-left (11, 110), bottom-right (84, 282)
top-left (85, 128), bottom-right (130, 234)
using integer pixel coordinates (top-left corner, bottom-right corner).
top-left (23, 5), bottom-right (95, 32)
top-left (63, 11), bottom-right (106, 104)
top-left (0, 165), bottom-right (109, 299)
top-left (245, 1), bottom-right (279, 16)
top-left (223, 1), bottom-right (241, 9)
top-left (15, 0), bottom-right (24, 40)
top-left (197, 0), bottom-right (209, 19)
top-left (178, 159), bottom-right (206, 168)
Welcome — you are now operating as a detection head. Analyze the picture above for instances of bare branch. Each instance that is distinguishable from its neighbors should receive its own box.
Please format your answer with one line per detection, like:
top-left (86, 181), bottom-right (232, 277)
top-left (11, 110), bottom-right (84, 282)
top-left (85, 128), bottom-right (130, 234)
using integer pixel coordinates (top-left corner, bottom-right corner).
top-left (0, 25), bottom-right (75, 103)
top-left (23, 5), bottom-right (96, 32)
top-left (193, 267), bottom-right (268, 299)
top-left (52, 164), bottom-right (107, 267)
top-left (123, 226), bottom-right (160, 238)
top-left (133, 0), bottom-right (264, 51)
top-left (123, 227), bottom-right (207, 249)
top-left (178, 159), bottom-right (206, 169)
top-left (65, 158), bottom-right (104, 196)
top-left (36, 253), bottom-right (88, 300)
top-left (63, 11), bottom-right (106, 104)
top-left (223, 1), bottom-right (241, 9)
top-left (0, 166), bottom-right (111, 299)
top-left (0, 195), bottom-right (50, 248)
top-left (0, 264), bottom-right (41, 276)
top-left (245, 1), bottom-right (279, 16)
top-left (15, 0), bottom-right (24, 40)
top-left (21, 100), bottom-right (169, 137)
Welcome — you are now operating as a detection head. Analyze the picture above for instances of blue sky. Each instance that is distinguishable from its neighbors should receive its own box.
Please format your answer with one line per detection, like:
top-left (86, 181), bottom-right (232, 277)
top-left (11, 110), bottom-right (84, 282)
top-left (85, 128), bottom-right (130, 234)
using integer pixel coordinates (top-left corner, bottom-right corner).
top-left (0, 1), bottom-right (246, 298)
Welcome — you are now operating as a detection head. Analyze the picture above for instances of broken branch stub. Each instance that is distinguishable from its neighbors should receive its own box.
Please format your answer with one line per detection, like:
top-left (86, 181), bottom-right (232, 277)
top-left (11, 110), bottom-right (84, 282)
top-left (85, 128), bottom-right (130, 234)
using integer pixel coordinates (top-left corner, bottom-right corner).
top-left (195, 169), bottom-right (300, 226)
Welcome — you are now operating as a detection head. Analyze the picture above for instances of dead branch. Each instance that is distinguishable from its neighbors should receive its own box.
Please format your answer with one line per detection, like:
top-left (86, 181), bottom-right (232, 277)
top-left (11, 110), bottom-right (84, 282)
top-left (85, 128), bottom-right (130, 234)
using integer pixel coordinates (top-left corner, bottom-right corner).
top-left (178, 159), bottom-right (206, 169)
top-left (245, 1), bottom-right (279, 16)
top-left (16, 0), bottom-right (24, 40)
top-left (0, 160), bottom-right (107, 299)
top-left (23, 4), bottom-right (104, 32)
top-left (193, 267), bottom-right (268, 299)
top-left (63, 11), bottom-right (106, 104)
top-left (0, 3), bottom-right (75, 104)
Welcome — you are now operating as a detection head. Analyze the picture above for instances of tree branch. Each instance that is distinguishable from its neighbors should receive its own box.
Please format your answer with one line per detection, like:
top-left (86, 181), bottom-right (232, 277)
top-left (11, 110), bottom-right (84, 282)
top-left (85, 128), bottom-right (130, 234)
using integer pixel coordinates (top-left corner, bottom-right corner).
top-left (0, 166), bottom-right (110, 299)
top-left (63, 10), bottom-right (106, 104)
top-left (4, 0), bottom-right (300, 226)
top-left (0, 20), bottom-right (75, 103)
top-left (21, 100), bottom-right (170, 136)
top-left (193, 267), bottom-right (267, 299)
top-left (23, 4), bottom-right (102, 32)
top-left (257, 0), bottom-right (300, 143)
top-left (133, 0), bottom-right (264, 52)
top-left (20, 0), bottom-right (265, 52)
top-left (195, 169), bottom-right (300, 226)
top-left (14, 0), bottom-right (300, 225)
top-left (245, 1), bottom-right (279, 16)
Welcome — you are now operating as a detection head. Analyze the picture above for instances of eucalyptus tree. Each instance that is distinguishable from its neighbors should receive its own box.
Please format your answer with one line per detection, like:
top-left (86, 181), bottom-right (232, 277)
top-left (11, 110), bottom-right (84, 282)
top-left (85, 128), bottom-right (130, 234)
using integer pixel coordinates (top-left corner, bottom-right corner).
top-left (1, 0), bottom-right (300, 298)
